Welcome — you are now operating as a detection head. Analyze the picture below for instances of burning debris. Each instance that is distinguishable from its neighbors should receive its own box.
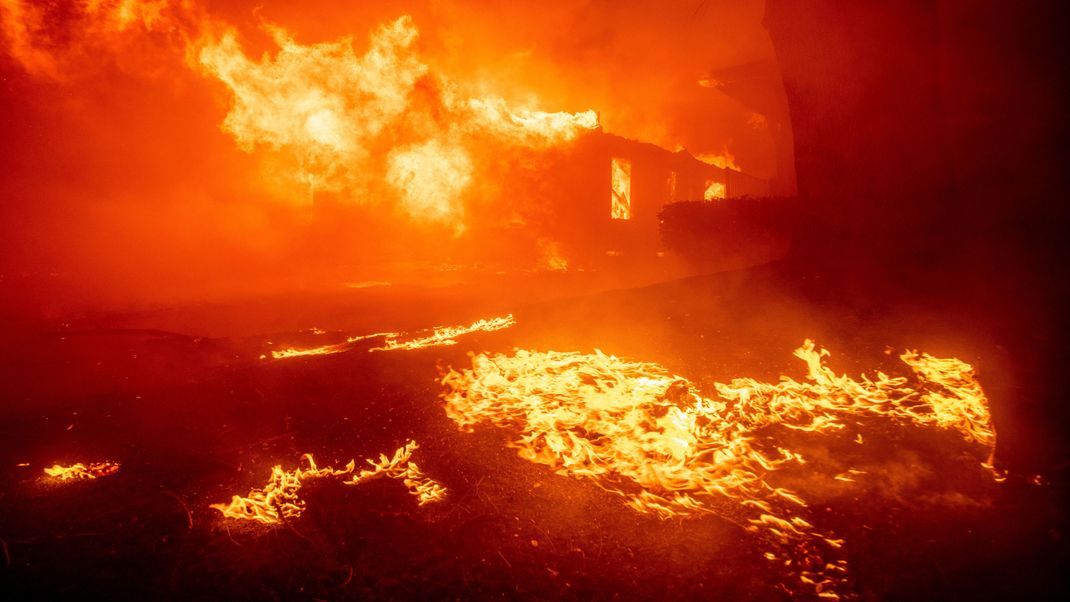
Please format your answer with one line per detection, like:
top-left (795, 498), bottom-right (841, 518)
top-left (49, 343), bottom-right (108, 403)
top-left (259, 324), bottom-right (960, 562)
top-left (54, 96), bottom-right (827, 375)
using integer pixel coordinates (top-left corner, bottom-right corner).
top-left (441, 341), bottom-right (996, 599)
top-left (43, 462), bottom-right (120, 481)
top-left (269, 314), bottom-right (515, 359)
top-left (212, 441), bottom-right (445, 525)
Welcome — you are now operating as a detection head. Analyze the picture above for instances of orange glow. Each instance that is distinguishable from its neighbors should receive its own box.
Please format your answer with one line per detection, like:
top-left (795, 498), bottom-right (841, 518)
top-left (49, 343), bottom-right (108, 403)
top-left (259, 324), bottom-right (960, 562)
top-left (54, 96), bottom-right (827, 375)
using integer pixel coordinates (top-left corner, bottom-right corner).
top-left (610, 157), bottom-right (631, 220)
top-left (704, 180), bottom-right (726, 200)
top-left (0, 2), bottom-right (779, 308)
top-left (465, 97), bottom-right (599, 146)
top-left (195, 15), bottom-right (599, 227)
top-left (698, 148), bottom-right (741, 171)
top-left (0, 0), bottom-right (175, 77)
top-left (44, 462), bottom-right (120, 481)
top-left (442, 341), bottom-right (996, 599)
top-left (212, 441), bottom-right (445, 525)
top-left (537, 238), bottom-right (569, 272)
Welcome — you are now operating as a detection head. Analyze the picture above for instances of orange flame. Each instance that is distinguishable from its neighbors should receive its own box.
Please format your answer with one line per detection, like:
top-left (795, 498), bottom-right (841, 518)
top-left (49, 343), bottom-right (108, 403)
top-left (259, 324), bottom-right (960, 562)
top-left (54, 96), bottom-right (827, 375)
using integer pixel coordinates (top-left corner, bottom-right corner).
top-left (212, 441), bottom-right (445, 525)
top-left (370, 314), bottom-right (516, 352)
top-left (268, 314), bottom-right (514, 359)
top-left (346, 440), bottom-right (447, 505)
top-left (195, 15), bottom-right (598, 225)
top-left (703, 180), bottom-right (726, 200)
top-left (441, 340), bottom-right (996, 599)
top-left (44, 461), bottom-right (120, 481)
top-left (269, 331), bottom-right (398, 359)
top-left (697, 148), bottom-right (741, 171)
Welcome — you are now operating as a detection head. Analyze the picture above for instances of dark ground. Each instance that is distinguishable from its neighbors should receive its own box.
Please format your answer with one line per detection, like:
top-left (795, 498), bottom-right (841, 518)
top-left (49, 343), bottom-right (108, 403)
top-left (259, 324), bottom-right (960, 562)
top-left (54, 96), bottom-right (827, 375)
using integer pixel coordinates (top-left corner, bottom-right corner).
top-left (1, 263), bottom-right (1067, 601)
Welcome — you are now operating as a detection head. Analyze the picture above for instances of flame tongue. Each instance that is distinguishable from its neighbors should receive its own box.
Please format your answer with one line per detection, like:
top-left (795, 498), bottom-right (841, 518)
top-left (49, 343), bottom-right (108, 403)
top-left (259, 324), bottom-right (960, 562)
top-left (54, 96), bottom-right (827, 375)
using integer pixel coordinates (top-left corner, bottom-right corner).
top-left (211, 441), bottom-right (446, 525)
top-left (195, 16), bottom-right (599, 225)
top-left (441, 340), bottom-right (997, 599)
top-left (44, 461), bottom-right (120, 480)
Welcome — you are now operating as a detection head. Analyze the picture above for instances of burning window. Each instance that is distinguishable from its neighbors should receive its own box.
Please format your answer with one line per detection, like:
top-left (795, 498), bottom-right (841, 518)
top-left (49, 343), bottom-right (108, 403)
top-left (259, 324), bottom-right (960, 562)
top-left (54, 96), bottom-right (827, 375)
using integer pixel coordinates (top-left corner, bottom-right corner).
top-left (704, 179), bottom-right (726, 200)
top-left (610, 158), bottom-right (631, 220)
top-left (667, 170), bottom-right (678, 202)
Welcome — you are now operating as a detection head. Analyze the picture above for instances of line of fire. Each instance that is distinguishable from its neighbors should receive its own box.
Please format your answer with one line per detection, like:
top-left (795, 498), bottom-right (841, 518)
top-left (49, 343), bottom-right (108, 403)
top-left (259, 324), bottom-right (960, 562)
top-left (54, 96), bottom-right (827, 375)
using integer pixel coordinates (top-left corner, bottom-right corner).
top-left (1, 1), bottom-right (1067, 601)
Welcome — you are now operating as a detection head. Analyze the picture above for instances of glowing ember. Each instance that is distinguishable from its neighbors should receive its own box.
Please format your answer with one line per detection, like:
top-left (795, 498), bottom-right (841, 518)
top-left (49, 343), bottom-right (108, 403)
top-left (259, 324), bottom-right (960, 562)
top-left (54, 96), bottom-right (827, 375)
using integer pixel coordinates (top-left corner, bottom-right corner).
top-left (212, 441), bottom-right (445, 525)
top-left (441, 340), bottom-right (996, 599)
top-left (369, 314), bottom-right (516, 352)
top-left (44, 462), bottom-right (120, 481)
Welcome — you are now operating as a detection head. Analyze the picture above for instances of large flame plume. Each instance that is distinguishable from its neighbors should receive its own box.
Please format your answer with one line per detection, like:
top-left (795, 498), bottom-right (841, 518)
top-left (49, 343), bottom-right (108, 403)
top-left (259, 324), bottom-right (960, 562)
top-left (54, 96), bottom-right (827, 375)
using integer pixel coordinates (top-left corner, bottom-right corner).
top-left (441, 341), bottom-right (997, 599)
top-left (1, 2), bottom-right (599, 230)
top-left (195, 15), bottom-right (598, 225)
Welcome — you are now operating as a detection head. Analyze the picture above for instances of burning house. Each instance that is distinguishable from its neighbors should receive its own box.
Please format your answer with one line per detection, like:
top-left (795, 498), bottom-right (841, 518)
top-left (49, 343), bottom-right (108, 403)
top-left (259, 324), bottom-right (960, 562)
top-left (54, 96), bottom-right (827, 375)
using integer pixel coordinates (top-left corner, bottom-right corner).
top-left (519, 131), bottom-right (773, 260)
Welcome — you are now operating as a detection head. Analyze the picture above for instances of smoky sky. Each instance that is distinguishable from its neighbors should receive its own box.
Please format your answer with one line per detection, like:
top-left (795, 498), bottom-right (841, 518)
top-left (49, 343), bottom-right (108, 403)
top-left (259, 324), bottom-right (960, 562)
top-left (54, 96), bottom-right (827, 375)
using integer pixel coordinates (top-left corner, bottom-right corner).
top-left (0, 0), bottom-right (781, 313)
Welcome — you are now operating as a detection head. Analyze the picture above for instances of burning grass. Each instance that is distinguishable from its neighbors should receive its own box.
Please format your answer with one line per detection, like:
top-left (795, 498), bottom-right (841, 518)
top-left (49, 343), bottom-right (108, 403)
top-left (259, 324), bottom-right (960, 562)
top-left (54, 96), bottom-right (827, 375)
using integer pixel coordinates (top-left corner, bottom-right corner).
top-left (211, 441), bottom-right (445, 525)
top-left (269, 314), bottom-right (515, 359)
top-left (441, 340), bottom-right (997, 599)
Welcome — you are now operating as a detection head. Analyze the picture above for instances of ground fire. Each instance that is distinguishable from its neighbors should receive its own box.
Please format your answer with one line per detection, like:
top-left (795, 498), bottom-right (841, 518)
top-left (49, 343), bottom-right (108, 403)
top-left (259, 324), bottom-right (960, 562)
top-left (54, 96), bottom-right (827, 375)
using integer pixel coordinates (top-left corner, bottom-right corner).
top-left (2, 1), bottom-right (1067, 601)
top-left (211, 441), bottom-right (445, 525)
top-left (441, 340), bottom-right (996, 599)
top-left (43, 462), bottom-right (121, 481)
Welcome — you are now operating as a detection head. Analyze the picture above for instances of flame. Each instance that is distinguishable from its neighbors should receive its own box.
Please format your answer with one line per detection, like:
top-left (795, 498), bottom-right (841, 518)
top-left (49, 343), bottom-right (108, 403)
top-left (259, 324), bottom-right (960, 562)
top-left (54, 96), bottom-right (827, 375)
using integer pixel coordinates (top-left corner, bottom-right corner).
top-left (697, 148), bottom-right (741, 171)
top-left (196, 17), bottom-right (427, 201)
top-left (466, 97), bottom-right (599, 146)
top-left (386, 137), bottom-right (474, 224)
top-left (44, 462), bottom-right (120, 481)
top-left (212, 441), bottom-right (445, 525)
top-left (195, 15), bottom-right (598, 225)
top-left (347, 440), bottom-right (447, 505)
top-left (211, 454), bottom-right (355, 524)
top-left (370, 314), bottom-right (516, 352)
top-left (441, 340), bottom-right (996, 599)
top-left (269, 331), bottom-right (398, 359)
top-left (610, 157), bottom-right (631, 220)
top-left (268, 314), bottom-right (514, 359)
top-left (703, 180), bottom-right (726, 200)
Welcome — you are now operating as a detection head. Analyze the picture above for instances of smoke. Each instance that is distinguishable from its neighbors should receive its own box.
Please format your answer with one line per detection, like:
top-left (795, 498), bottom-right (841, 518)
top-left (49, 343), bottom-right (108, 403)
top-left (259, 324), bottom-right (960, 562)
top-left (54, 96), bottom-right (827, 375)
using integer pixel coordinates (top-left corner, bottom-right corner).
top-left (0, 0), bottom-right (781, 312)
